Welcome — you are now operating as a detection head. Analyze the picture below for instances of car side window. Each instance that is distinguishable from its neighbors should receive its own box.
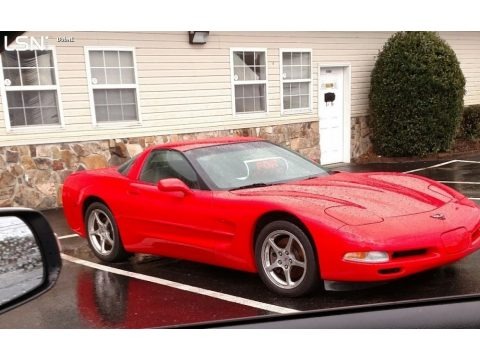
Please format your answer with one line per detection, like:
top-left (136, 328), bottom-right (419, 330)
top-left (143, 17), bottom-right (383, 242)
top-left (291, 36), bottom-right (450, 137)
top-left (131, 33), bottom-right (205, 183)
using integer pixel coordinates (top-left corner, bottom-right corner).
top-left (139, 150), bottom-right (200, 189)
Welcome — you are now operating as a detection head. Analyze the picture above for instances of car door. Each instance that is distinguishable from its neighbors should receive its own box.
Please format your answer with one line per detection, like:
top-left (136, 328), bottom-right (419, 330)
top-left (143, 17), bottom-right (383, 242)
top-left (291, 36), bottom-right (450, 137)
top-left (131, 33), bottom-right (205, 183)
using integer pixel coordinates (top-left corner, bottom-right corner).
top-left (122, 149), bottom-right (234, 265)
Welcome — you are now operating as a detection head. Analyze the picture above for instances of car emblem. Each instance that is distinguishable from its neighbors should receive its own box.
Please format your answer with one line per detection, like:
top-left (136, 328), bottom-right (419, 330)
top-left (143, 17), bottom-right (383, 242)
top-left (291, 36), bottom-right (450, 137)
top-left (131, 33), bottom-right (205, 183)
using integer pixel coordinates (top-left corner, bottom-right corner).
top-left (430, 213), bottom-right (446, 220)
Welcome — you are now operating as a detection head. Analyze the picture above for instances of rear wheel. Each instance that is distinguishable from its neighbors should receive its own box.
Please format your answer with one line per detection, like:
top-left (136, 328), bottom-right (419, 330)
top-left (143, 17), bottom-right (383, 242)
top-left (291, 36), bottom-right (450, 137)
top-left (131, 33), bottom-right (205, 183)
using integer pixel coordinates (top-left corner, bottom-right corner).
top-left (255, 220), bottom-right (319, 297)
top-left (85, 202), bottom-right (130, 262)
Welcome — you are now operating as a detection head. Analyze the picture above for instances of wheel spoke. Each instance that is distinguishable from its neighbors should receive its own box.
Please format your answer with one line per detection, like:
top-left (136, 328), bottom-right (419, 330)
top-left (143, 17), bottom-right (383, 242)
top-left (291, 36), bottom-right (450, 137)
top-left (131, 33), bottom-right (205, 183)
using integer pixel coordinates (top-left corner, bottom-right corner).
top-left (285, 235), bottom-right (293, 253)
top-left (266, 262), bottom-right (281, 272)
top-left (94, 212), bottom-right (104, 226)
top-left (284, 267), bottom-right (293, 286)
top-left (104, 231), bottom-right (114, 245)
top-left (100, 237), bottom-right (106, 253)
top-left (268, 237), bottom-right (282, 253)
top-left (90, 228), bottom-right (102, 236)
top-left (292, 258), bottom-right (306, 268)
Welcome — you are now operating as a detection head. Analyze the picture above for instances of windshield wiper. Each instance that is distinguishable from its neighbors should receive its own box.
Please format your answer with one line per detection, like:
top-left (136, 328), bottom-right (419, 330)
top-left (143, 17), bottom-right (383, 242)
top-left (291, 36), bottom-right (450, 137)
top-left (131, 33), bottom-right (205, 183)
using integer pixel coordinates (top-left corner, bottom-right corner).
top-left (230, 183), bottom-right (271, 191)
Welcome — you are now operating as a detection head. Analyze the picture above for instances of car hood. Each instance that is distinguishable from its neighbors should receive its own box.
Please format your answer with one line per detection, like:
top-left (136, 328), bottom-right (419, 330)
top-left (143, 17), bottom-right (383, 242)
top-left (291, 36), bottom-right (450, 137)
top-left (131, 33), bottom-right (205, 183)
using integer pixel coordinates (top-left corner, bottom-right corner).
top-left (231, 172), bottom-right (456, 221)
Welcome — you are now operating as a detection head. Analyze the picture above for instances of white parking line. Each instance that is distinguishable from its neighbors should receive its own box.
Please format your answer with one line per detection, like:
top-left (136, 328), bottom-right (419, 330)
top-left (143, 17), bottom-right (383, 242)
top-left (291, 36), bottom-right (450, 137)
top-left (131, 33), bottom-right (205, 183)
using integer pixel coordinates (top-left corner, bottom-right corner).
top-left (403, 159), bottom-right (459, 174)
top-left (60, 253), bottom-right (299, 315)
top-left (57, 234), bottom-right (80, 240)
top-left (469, 198), bottom-right (480, 201)
top-left (440, 181), bottom-right (480, 185)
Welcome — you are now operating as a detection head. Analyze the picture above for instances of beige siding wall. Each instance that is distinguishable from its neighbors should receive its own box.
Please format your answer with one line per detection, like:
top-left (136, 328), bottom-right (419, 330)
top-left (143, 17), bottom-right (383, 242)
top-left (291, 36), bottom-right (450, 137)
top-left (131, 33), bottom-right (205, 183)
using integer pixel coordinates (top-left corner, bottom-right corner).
top-left (0, 31), bottom-right (479, 146)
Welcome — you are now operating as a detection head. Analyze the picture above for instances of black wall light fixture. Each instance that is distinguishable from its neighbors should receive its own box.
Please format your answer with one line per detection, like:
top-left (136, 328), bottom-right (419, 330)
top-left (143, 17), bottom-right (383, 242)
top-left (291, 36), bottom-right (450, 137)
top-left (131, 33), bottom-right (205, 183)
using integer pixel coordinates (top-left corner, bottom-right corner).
top-left (189, 31), bottom-right (209, 45)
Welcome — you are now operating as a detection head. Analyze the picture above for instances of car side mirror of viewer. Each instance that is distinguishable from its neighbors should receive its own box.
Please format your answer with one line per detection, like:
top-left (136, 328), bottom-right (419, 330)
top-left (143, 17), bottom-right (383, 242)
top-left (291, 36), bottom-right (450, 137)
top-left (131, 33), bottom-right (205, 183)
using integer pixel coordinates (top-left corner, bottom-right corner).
top-left (0, 208), bottom-right (61, 315)
top-left (157, 178), bottom-right (193, 196)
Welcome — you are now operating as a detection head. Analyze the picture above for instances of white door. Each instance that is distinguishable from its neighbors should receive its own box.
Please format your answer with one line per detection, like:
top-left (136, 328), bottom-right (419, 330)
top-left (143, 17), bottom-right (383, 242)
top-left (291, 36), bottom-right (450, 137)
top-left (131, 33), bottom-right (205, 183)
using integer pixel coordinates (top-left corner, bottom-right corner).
top-left (319, 67), bottom-right (344, 165)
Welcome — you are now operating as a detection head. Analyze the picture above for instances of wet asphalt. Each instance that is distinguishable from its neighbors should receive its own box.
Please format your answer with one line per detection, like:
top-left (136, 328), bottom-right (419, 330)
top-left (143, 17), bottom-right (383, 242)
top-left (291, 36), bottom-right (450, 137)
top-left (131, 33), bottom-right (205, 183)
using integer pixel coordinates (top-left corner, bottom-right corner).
top-left (1, 155), bottom-right (480, 328)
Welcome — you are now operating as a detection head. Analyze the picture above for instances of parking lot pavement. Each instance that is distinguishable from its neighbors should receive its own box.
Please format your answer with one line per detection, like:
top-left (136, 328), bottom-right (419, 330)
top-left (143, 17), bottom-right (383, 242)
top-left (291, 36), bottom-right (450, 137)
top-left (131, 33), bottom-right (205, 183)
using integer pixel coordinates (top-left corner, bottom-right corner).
top-left (1, 157), bottom-right (480, 328)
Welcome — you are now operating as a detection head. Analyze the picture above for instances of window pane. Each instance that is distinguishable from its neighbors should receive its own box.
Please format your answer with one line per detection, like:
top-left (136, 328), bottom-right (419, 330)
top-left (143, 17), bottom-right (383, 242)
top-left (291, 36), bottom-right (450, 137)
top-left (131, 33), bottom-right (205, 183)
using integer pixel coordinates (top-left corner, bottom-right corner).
top-left (21, 68), bottom-right (39, 85)
top-left (292, 52), bottom-right (302, 66)
top-left (300, 95), bottom-right (310, 108)
top-left (291, 96), bottom-right (300, 109)
top-left (122, 104), bottom-right (137, 120)
top-left (243, 84), bottom-right (254, 97)
top-left (95, 105), bottom-right (108, 122)
top-left (283, 52), bottom-right (292, 66)
top-left (283, 83), bottom-right (291, 96)
top-left (283, 96), bottom-right (291, 110)
top-left (255, 52), bottom-right (265, 66)
top-left (89, 51), bottom-right (104, 67)
top-left (243, 52), bottom-right (254, 66)
top-left (19, 51), bottom-right (36, 67)
top-left (291, 83), bottom-right (300, 96)
top-left (119, 51), bottom-right (134, 67)
top-left (106, 68), bottom-right (121, 84)
top-left (1, 52), bottom-right (19, 67)
top-left (235, 98), bottom-right (244, 113)
top-left (38, 68), bottom-right (56, 85)
top-left (104, 51), bottom-right (120, 67)
top-left (7, 91), bottom-right (24, 108)
top-left (254, 97), bottom-right (265, 112)
top-left (233, 52), bottom-right (244, 66)
top-left (9, 109), bottom-right (26, 127)
top-left (300, 82), bottom-right (309, 95)
top-left (301, 52), bottom-right (311, 65)
top-left (106, 89), bottom-right (121, 105)
top-left (108, 105), bottom-right (122, 121)
top-left (121, 68), bottom-right (135, 84)
top-left (255, 66), bottom-right (266, 80)
top-left (244, 98), bottom-right (255, 112)
top-left (244, 67), bottom-right (256, 81)
top-left (42, 107), bottom-right (59, 124)
top-left (25, 107), bottom-right (43, 125)
top-left (36, 50), bottom-right (53, 67)
top-left (235, 85), bottom-right (244, 98)
top-left (3, 68), bottom-right (21, 86)
top-left (234, 66), bottom-right (244, 81)
top-left (40, 91), bottom-right (57, 107)
top-left (301, 66), bottom-right (311, 79)
top-left (284, 66), bottom-right (292, 80)
top-left (121, 89), bottom-right (136, 104)
top-left (93, 89), bottom-right (107, 105)
top-left (291, 66), bottom-right (302, 79)
top-left (91, 68), bottom-right (106, 84)
top-left (22, 91), bottom-right (41, 107)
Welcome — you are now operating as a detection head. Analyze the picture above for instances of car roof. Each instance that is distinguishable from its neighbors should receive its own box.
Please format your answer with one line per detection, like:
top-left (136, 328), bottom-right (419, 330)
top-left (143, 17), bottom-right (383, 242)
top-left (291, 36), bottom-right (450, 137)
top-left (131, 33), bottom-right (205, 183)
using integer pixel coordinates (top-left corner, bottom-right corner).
top-left (150, 136), bottom-right (262, 152)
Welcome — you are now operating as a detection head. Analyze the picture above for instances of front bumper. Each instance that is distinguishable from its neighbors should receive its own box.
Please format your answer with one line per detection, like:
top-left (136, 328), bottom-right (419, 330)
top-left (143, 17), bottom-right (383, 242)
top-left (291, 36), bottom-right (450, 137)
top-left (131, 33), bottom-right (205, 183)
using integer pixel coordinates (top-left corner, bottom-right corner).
top-left (317, 201), bottom-right (480, 282)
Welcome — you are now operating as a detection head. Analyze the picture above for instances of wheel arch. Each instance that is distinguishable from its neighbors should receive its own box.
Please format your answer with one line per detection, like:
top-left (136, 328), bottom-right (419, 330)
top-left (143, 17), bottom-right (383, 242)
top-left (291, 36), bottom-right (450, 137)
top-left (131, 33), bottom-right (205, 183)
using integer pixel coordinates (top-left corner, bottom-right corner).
top-left (83, 195), bottom-right (109, 218)
top-left (253, 211), bottom-right (319, 264)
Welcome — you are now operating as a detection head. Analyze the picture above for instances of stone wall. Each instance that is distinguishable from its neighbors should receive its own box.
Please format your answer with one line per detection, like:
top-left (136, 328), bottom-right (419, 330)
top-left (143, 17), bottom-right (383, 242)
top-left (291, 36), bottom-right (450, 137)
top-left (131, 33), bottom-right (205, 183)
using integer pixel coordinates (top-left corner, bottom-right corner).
top-left (351, 115), bottom-right (373, 159)
top-left (0, 121), bottom-right (320, 210)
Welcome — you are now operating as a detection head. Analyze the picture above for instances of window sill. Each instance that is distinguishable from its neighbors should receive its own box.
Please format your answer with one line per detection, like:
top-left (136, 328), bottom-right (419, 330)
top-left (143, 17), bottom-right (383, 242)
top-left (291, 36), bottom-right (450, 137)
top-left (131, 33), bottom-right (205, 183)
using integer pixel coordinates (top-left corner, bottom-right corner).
top-left (93, 120), bottom-right (142, 129)
top-left (7, 124), bottom-right (65, 134)
top-left (233, 111), bottom-right (269, 118)
top-left (281, 109), bottom-right (313, 116)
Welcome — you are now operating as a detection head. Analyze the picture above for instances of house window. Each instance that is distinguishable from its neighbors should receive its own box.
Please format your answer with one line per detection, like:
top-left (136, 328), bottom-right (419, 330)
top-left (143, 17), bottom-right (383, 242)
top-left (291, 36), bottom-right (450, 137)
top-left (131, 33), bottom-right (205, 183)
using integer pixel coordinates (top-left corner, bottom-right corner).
top-left (0, 49), bottom-right (62, 128)
top-left (86, 48), bottom-right (140, 124)
top-left (231, 49), bottom-right (267, 114)
top-left (281, 50), bottom-right (312, 113)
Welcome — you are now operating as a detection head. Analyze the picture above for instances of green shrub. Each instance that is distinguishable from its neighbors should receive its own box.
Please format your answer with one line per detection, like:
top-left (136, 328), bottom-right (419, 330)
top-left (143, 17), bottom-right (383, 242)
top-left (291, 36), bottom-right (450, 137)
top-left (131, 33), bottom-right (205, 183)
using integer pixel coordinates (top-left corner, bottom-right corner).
top-left (369, 32), bottom-right (466, 156)
top-left (460, 105), bottom-right (480, 140)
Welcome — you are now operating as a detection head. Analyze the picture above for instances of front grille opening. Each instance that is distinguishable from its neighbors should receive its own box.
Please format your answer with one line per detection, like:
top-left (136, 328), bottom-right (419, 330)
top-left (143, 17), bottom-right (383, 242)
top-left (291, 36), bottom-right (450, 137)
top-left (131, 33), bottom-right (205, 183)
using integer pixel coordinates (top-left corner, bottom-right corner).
top-left (378, 268), bottom-right (401, 275)
top-left (392, 248), bottom-right (428, 259)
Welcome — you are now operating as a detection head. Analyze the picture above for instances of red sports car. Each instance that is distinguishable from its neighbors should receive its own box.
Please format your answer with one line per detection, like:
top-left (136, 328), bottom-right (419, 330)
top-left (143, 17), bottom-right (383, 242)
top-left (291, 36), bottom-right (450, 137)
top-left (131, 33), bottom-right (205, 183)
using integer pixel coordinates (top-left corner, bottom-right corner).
top-left (62, 137), bottom-right (480, 296)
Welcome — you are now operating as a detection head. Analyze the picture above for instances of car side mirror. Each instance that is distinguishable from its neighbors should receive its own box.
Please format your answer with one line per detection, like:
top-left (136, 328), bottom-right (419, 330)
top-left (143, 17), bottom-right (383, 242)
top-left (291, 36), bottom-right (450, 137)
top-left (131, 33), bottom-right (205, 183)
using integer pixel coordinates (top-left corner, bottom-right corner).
top-left (157, 178), bottom-right (193, 196)
top-left (0, 208), bottom-right (61, 315)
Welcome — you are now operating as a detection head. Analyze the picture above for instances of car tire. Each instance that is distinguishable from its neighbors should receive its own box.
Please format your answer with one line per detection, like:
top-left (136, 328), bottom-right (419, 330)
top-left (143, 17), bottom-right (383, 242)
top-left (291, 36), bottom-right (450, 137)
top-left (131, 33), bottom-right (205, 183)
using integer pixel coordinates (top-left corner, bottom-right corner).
top-left (85, 202), bottom-right (130, 262)
top-left (255, 220), bottom-right (319, 297)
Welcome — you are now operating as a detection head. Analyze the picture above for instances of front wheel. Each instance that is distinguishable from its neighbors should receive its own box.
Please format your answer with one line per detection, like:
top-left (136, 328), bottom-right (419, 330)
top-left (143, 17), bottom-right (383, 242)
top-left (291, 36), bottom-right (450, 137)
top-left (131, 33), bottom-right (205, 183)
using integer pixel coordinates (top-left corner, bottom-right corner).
top-left (255, 220), bottom-right (319, 297)
top-left (85, 202), bottom-right (130, 262)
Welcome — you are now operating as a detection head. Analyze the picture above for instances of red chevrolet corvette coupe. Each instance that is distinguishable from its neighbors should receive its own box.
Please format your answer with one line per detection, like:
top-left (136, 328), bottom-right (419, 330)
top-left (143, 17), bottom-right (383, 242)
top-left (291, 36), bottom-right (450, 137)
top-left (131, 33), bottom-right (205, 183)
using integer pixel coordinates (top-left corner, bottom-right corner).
top-left (63, 137), bottom-right (480, 296)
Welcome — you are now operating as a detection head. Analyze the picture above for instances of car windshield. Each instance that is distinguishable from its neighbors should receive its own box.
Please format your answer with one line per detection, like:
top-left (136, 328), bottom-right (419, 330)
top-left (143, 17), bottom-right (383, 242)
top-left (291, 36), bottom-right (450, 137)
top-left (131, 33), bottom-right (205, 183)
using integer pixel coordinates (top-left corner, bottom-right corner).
top-left (185, 141), bottom-right (329, 190)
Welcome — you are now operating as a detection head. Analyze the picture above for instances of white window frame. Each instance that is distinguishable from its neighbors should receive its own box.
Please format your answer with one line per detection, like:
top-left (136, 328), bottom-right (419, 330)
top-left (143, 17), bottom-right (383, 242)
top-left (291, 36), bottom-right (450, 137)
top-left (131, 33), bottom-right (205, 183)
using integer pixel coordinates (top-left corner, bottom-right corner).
top-left (230, 47), bottom-right (269, 116)
top-left (0, 45), bottom-right (65, 133)
top-left (279, 48), bottom-right (313, 115)
top-left (84, 46), bottom-right (142, 128)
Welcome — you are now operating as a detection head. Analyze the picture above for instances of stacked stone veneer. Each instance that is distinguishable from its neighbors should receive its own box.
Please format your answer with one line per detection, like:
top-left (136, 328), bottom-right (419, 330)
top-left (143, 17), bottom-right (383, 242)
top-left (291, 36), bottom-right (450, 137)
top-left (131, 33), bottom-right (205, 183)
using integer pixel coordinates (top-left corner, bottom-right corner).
top-left (0, 121), bottom-right (328, 210)
top-left (351, 115), bottom-right (373, 159)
